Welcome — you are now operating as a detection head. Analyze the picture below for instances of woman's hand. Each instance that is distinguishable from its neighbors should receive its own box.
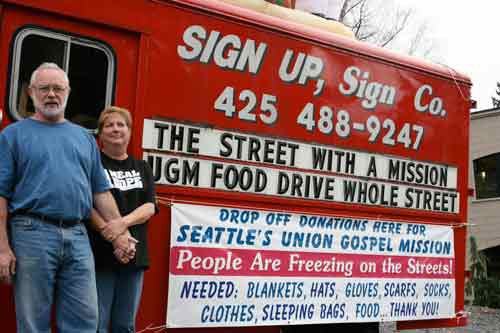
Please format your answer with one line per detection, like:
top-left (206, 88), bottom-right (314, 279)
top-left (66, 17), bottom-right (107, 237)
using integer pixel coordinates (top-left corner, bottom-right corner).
top-left (101, 218), bottom-right (127, 241)
top-left (112, 230), bottom-right (138, 264)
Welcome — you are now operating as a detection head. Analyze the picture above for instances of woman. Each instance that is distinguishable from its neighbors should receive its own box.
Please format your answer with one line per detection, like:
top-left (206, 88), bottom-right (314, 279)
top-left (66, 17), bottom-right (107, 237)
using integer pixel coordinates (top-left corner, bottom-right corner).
top-left (88, 106), bottom-right (157, 333)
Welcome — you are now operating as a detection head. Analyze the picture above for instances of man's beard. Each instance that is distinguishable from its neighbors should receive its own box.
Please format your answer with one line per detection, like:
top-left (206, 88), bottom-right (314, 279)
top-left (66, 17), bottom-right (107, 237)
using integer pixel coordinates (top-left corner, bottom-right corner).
top-left (33, 96), bottom-right (68, 119)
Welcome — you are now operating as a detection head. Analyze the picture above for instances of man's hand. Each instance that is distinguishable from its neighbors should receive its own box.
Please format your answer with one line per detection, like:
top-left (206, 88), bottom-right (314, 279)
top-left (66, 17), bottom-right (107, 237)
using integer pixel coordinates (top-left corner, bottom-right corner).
top-left (0, 245), bottom-right (16, 284)
top-left (112, 231), bottom-right (137, 264)
top-left (101, 218), bottom-right (127, 241)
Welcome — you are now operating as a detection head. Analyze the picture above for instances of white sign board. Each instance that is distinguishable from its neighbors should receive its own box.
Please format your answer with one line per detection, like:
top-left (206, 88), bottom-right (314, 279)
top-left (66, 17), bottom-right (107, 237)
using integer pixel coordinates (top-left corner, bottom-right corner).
top-left (143, 119), bottom-right (459, 214)
top-left (166, 203), bottom-right (456, 327)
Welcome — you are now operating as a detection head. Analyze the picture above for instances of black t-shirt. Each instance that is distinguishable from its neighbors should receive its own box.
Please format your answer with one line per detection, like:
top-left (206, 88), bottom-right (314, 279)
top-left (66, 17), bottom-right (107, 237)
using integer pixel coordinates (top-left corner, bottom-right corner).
top-left (88, 153), bottom-right (157, 270)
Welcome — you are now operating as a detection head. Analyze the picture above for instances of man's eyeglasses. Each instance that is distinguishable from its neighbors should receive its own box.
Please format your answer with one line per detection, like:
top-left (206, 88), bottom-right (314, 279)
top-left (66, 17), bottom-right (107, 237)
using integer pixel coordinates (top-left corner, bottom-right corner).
top-left (33, 85), bottom-right (68, 95)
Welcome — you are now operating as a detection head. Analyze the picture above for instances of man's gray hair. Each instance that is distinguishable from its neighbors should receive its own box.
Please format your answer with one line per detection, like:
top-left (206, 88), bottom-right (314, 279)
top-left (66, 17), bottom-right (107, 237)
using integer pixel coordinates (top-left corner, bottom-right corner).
top-left (29, 62), bottom-right (70, 87)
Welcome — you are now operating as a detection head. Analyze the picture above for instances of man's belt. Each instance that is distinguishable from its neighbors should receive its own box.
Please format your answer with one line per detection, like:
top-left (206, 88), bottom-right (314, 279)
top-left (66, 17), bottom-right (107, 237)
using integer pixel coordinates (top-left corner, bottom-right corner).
top-left (12, 211), bottom-right (82, 228)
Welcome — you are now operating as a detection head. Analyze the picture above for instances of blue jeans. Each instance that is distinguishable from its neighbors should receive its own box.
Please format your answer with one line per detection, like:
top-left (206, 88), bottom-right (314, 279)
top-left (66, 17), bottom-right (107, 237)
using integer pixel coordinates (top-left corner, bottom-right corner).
top-left (9, 215), bottom-right (98, 333)
top-left (96, 267), bottom-right (144, 333)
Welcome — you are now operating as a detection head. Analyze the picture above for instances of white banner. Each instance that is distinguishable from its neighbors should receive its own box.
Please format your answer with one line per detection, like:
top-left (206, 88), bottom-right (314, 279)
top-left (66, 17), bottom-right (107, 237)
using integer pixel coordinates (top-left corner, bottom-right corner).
top-left (166, 203), bottom-right (456, 327)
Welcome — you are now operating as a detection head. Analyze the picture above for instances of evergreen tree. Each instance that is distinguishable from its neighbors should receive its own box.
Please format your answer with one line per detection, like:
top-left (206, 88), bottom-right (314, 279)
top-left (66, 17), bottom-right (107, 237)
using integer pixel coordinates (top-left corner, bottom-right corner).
top-left (492, 82), bottom-right (500, 108)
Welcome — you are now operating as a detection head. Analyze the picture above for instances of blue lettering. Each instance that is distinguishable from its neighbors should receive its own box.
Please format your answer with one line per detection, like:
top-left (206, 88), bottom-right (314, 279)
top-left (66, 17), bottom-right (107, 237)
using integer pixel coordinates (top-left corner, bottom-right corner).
top-left (261, 303), bottom-right (314, 321)
top-left (219, 208), bottom-right (230, 222)
top-left (176, 224), bottom-right (190, 242)
top-left (262, 230), bottom-right (273, 246)
top-left (219, 208), bottom-right (260, 224)
top-left (421, 301), bottom-right (439, 316)
top-left (319, 303), bottom-right (346, 319)
top-left (201, 304), bottom-right (255, 323)
top-left (180, 280), bottom-right (235, 299)
top-left (355, 302), bottom-right (380, 318)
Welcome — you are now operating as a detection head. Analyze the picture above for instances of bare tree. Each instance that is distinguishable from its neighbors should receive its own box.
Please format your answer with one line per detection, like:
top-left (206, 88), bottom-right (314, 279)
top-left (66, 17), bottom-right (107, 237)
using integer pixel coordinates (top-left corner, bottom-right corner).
top-left (332, 0), bottom-right (437, 59)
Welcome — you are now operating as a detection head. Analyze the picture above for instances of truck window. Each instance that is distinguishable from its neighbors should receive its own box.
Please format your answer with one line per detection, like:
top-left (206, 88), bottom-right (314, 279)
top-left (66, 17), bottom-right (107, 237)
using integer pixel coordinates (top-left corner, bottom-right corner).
top-left (473, 153), bottom-right (500, 199)
top-left (8, 27), bottom-right (115, 130)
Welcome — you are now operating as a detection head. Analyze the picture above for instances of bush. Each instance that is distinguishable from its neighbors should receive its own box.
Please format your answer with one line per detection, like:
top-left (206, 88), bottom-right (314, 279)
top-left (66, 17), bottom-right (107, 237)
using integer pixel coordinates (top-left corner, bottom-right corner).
top-left (466, 236), bottom-right (500, 308)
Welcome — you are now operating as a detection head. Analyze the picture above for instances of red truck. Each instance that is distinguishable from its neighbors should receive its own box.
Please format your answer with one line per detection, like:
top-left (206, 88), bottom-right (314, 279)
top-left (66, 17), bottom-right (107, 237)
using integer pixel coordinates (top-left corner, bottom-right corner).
top-left (0, 0), bottom-right (471, 331)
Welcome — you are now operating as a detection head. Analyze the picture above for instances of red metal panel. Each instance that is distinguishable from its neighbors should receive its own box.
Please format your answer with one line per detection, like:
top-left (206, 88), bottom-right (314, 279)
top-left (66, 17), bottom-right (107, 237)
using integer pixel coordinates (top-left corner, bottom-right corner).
top-left (144, 1), bottom-right (470, 219)
top-left (141, 2), bottom-right (470, 330)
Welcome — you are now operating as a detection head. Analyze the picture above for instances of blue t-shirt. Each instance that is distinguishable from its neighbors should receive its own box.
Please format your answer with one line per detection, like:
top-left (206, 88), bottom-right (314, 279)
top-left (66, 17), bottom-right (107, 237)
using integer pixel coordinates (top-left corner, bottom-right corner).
top-left (0, 118), bottom-right (110, 220)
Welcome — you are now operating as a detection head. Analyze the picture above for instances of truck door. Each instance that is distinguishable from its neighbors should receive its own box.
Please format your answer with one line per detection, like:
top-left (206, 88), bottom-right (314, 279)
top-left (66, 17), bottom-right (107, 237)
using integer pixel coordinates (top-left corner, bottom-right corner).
top-left (0, 3), bottom-right (140, 331)
top-left (0, 4), bottom-right (140, 132)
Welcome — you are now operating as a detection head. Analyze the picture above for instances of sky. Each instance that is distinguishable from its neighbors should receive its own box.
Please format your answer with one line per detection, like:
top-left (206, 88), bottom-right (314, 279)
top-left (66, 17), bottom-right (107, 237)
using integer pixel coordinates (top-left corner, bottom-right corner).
top-left (400, 0), bottom-right (499, 110)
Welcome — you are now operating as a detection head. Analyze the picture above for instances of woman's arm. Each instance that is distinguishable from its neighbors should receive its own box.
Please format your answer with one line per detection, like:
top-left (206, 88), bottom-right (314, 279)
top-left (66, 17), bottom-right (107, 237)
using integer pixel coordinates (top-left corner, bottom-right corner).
top-left (122, 202), bottom-right (155, 228)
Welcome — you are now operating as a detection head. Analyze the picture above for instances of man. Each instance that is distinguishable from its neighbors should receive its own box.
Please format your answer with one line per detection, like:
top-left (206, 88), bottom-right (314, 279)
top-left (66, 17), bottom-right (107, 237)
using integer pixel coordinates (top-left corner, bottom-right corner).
top-left (0, 62), bottom-right (133, 332)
